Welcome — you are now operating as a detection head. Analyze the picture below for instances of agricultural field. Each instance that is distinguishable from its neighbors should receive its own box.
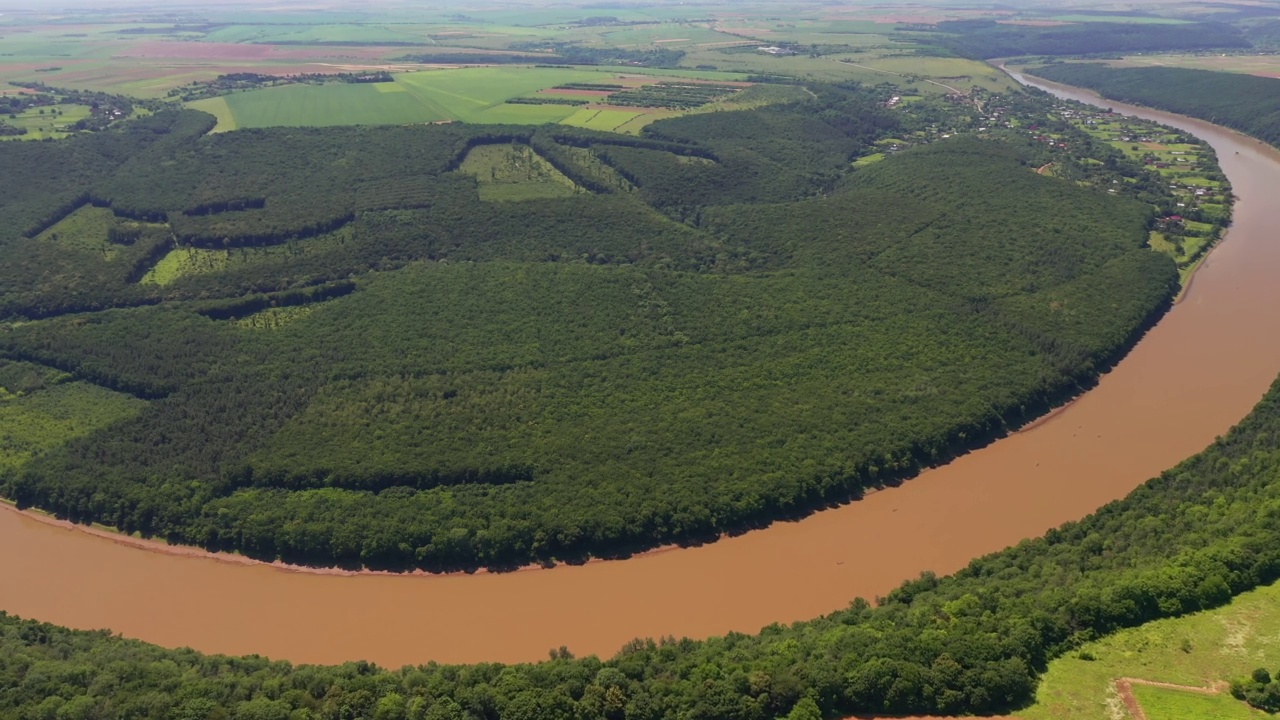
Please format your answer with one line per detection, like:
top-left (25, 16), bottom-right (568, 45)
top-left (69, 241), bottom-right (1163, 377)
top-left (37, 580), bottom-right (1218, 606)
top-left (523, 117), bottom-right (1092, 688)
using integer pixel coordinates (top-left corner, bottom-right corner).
top-left (1018, 580), bottom-right (1280, 720)
top-left (0, 0), bottom-right (1027, 118)
top-left (561, 108), bottom-right (645, 132)
top-left (186, 67), bottom-right (798, 132)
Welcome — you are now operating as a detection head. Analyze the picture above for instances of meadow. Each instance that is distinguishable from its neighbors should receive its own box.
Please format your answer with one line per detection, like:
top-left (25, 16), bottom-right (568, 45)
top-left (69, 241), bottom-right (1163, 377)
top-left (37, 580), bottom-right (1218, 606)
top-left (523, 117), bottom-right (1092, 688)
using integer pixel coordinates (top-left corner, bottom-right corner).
top-left (1020, 580), bottom-right (1280, 720)
top-left (457, 143), bottom-right (580, 201)
top-left (0, 360), bottom-right (145, 473)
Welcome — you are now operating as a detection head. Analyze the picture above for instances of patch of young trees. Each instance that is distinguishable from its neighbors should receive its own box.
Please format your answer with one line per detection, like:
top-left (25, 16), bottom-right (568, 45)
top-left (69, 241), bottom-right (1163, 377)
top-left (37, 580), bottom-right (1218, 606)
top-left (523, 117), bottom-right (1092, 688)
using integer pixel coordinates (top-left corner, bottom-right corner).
top-left (1233, 668), bottom-right (1280, 712)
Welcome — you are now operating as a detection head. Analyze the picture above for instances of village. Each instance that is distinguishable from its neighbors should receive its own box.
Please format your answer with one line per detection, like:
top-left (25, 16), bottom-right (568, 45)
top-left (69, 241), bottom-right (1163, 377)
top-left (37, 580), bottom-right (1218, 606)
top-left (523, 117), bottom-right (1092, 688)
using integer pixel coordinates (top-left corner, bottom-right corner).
top-left (859, 85), bottom-right (1231, 283)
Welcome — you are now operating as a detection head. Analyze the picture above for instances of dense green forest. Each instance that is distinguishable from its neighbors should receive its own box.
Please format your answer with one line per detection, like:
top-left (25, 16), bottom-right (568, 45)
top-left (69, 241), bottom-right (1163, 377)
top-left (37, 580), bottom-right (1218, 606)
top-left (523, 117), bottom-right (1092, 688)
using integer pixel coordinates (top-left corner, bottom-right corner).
top-left (0, 90), bottom-right (1180, 570)
top-left (924, 19), bottom-right (1250, 59)
top-left (1027, 63), bottom-right (1280, 148)
top-left (9, 366), bottom-right (1280, 719)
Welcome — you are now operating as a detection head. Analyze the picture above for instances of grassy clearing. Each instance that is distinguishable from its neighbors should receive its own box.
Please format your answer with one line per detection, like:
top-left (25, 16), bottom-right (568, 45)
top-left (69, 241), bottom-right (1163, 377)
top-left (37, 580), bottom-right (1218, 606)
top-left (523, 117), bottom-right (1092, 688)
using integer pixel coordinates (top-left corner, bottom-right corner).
top-left (0, 373), bottom-right (146, 472)
top-left (140, 247), bottom-right (228, 286)
top-left (236, 306), bottom-right (315, 330)
top-left (1017, 580), bottom-right (1280, 720)
top-left (457, 143), bottom-right (580, 201)
top-left (35, 205), bottom-right (119, 259)
top-left (139, 238), bottom-right (341, 286)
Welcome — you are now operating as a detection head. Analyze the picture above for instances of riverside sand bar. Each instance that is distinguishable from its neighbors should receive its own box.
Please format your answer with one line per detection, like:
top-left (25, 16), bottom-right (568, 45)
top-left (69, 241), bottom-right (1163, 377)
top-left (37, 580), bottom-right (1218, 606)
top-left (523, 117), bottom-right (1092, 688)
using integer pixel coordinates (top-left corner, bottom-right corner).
top-left (2, 76), bottom-right (1280, 667)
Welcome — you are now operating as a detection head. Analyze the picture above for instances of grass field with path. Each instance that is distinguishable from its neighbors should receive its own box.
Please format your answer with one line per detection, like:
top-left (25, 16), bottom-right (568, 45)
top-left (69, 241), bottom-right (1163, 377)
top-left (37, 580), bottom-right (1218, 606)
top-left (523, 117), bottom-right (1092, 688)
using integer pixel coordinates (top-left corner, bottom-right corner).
top-left (1017, 580), bottom-right (1280, 720)
top-left (1130, 684), bottom-right (1265, 720)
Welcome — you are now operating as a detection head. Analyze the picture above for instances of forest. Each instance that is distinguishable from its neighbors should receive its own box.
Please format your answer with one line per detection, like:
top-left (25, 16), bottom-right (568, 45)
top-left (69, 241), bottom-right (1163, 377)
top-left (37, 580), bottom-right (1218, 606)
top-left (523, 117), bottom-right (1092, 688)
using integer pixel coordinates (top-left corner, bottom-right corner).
top-left (1027, 63), bottom-right (1280, 148)
top-left (0, 84), bottom-right (1189, 572)
top-left (7, 366), bottom-right (1280, 719)
top-left (925, 19), bottom-right (1251, 59)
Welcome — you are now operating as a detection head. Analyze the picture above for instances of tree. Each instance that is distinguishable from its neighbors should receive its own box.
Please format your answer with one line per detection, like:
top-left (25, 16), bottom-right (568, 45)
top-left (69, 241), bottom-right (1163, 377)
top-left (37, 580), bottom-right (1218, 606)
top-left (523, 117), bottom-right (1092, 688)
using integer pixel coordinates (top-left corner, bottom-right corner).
top-left (786, 697), bottom-right (822, 720)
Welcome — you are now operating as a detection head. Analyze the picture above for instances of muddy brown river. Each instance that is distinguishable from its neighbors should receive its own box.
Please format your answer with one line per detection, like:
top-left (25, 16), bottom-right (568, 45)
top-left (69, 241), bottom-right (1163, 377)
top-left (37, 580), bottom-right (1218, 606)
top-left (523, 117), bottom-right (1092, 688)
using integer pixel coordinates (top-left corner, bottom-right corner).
top-left (3, 75), bottom-right (1280, 668)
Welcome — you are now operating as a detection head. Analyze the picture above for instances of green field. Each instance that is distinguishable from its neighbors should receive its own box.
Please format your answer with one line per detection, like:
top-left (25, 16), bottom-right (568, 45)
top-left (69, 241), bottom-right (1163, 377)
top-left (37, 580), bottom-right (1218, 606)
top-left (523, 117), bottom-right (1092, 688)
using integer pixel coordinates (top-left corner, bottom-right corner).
top-left (561, 108), bottom-right (645, 132)
top-left (193, 68), bottom-right (641, 130)
top-left (188, 66), bottom-right (783, 131)
top-left (200, 82), bottom-right (447, 129)
top-left (1019, 580), bottom-right (1280, 720)
top-left (186, 96), bottom-right (237, 132)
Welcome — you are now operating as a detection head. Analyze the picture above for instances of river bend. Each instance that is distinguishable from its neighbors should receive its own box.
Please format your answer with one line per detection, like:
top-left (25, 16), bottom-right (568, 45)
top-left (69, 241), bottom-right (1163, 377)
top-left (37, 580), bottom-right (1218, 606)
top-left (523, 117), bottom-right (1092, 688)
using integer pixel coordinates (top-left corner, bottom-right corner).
top-left (2, 75), bottom-right (1280, 666)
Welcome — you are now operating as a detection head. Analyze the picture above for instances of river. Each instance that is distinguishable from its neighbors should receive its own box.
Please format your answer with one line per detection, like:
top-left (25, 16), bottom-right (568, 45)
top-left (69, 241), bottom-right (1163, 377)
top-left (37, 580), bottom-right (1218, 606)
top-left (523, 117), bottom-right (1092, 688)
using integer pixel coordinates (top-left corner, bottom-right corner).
top-left (3, 74), bottom-right (1280, 668)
